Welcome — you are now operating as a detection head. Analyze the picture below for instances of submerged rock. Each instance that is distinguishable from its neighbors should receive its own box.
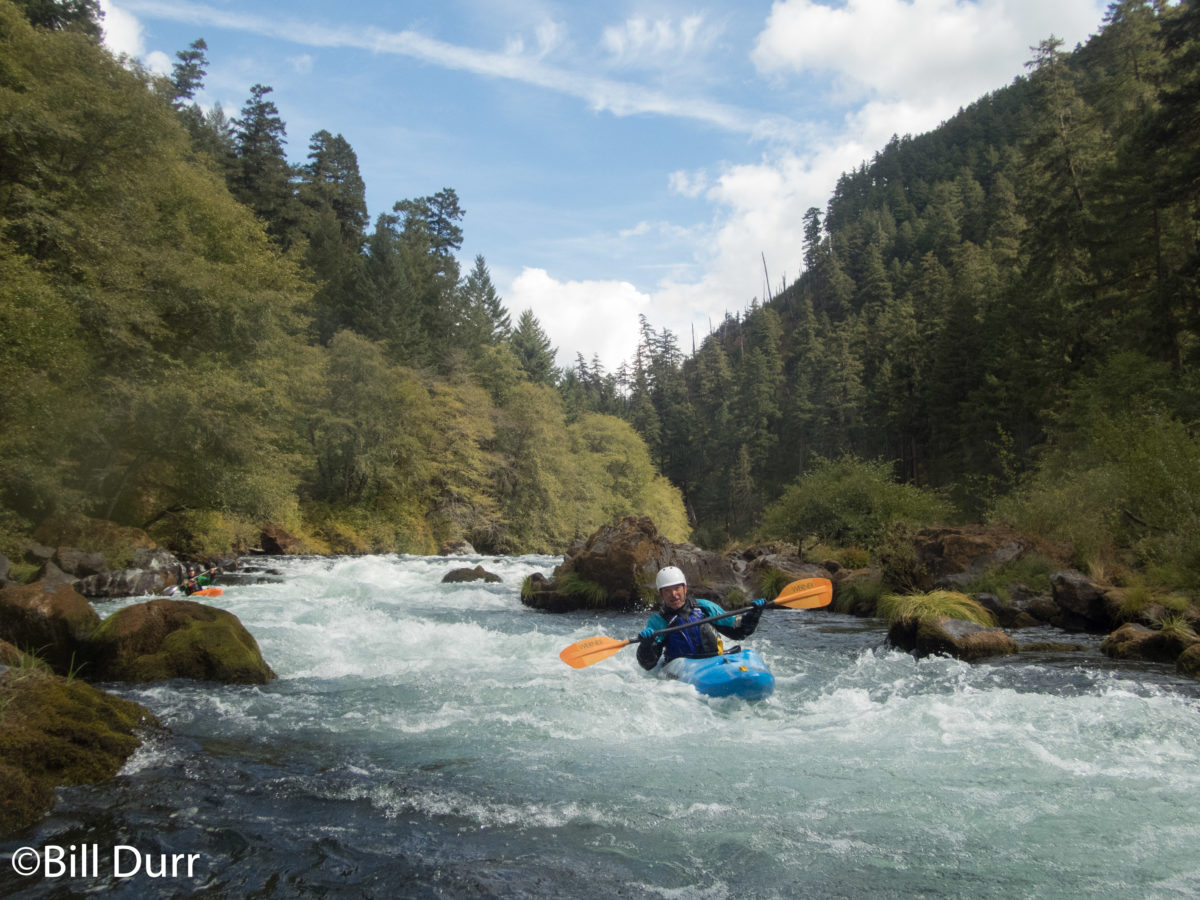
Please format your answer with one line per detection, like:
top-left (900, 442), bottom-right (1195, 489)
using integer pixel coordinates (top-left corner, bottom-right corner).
top-left (442, 565), bottom-right (501, 584)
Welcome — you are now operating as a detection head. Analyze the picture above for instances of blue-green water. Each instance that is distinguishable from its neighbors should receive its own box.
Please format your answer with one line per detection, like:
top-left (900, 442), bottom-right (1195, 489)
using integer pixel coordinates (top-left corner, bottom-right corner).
top-left (3, 554), bottom-right (1200, 898)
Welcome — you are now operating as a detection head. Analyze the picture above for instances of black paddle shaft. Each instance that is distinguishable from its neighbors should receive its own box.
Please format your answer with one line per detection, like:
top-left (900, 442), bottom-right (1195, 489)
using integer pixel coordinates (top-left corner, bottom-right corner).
top-left (635, 602), bottom-right (770, 641)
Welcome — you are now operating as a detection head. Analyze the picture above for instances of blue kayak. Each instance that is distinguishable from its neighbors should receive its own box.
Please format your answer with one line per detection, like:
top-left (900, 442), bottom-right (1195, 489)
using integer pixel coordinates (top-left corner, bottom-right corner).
top-left (659, 647), bottom-right (775, 700)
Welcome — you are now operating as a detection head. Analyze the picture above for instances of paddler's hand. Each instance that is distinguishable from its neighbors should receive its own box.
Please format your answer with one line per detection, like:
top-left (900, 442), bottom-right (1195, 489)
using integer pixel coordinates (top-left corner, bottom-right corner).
top-left (637, 627), bottom-right (656, 642)
top-left (751, 598), bottom-right (768, 609)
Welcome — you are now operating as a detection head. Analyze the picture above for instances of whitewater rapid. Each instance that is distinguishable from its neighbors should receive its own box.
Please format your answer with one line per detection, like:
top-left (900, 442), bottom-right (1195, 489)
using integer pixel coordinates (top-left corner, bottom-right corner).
top-left (3, 553), bottom-right (1199, 898)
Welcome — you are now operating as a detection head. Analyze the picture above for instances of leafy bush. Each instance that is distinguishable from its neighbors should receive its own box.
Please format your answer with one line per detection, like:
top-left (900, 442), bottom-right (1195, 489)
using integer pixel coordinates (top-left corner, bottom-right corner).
top-left (961, 553), bottom-right (1056, 601)
top-left (991, 407), bottom-right (1200, 593)
top-left (760, 455), bottom-right (954, 550)
top-left (832, 573), bottom-right (884, 615)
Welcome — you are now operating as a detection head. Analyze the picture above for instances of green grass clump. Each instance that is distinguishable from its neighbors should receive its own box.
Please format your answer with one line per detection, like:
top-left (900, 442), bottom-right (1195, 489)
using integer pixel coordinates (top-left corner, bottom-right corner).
top-left (832, 574), bottom-right (885, 615)
top-left (1157, 614), bottom-right (1198, 641)
top-left (876, 590), bottom-right (996, 627)
top-left (755, 567), bottom-right (791, 601)
top-left (556, 571), bottom-right (610, 608)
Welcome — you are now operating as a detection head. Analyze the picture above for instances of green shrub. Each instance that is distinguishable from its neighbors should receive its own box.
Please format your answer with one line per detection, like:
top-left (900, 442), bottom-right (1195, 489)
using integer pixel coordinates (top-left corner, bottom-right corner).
top-left (990, 359), bottom-right (1200, 594)
top-left (874, 522), bottom-right (926, 592)
top-left (832, 574), bottom-right (884, 615)
top-left (962, 553), bottom-right (1056, 601)
top-left (761, 455), bottom-right (955, 550)
top-left (877, 590), bottom-right (996, 627)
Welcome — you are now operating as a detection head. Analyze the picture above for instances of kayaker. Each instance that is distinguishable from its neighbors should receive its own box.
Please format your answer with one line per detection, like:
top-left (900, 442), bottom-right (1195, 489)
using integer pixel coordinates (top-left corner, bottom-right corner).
top-left (181, 566), bottom-right (217, 595)
top-left (635, 566), bottom-right (767, 670)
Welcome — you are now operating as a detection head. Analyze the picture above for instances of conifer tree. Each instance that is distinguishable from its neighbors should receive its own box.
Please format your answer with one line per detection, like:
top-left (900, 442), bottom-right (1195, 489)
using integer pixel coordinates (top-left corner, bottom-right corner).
top-left (13, 0), bottom-right (100, 37)
top-left (458, 254), bottom-right (511, 347)
top-left (232, 84), bottom-right (298, 247)
top-left (509, 309), bottom-right (558, 385)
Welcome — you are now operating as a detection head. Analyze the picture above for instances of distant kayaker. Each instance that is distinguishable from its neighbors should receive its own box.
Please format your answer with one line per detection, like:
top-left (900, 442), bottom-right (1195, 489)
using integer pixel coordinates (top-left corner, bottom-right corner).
top-left (636, 566), bottom-right (767, 670)
top-left (181, 566), bottom-right (217, 595)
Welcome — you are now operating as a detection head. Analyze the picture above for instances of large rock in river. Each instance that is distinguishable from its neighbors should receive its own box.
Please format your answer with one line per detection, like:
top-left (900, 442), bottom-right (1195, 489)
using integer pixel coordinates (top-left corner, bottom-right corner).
top-left (86, 599), bottom-right (276, 684)
top-left (553, 516), bottom-right (674, 607)
top-left (888, 615), bottom-right (1019, 662)
top-left (0, 581), bottom-right (100, 674)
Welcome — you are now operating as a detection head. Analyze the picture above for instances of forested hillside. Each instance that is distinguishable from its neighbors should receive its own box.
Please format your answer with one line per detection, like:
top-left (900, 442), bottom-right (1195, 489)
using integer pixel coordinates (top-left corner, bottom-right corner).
top-left (2, 0), bottom-right (1198, 594)
top-left (0, 0), bottom-right (688, 558)
top-left (572, 0), bottom-right (1197, 591)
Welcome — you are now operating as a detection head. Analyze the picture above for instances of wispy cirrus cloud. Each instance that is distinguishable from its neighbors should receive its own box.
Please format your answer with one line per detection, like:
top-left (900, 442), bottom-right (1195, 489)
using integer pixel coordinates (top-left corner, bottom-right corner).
top-left (116, 0), bottom-right (798, 140)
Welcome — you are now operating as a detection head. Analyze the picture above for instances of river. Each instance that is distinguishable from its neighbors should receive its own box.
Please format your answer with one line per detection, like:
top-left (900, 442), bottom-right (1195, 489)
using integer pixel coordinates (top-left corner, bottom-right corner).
top-left (3, 553), bottom-right (1200, 898)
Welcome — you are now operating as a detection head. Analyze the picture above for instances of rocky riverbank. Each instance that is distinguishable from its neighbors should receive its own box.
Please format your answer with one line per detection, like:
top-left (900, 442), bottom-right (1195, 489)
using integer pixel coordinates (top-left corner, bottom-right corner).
top-left (522, 516), bottom-right (1200, 677)
top-left (0, 519), bottom-right (282, 836)
top-left (3, 513), bottom-right (1197, 839)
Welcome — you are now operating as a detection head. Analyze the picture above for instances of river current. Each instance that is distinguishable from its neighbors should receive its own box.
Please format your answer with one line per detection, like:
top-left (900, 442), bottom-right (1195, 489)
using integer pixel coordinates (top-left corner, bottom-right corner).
top-left (3, 553), bottom-right (1200, 898)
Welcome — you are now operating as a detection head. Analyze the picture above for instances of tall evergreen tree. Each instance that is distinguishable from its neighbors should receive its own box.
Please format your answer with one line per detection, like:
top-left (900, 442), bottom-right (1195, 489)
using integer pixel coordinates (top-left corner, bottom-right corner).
top-left (231, 83), bottom-right (298, 247)
top-left (509, 309), bottom-right (558, 385)
top-left (458, 255), bottom-right (511, 347)
top-left (299, 130), bottom-right (368, 250)
top-left (169, 37), bottom-right (207, 109)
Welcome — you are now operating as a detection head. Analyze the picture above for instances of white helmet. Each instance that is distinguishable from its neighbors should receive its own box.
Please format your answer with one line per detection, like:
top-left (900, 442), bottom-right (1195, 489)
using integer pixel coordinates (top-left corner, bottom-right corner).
top-left (655, 566), bottom-right (687, 591)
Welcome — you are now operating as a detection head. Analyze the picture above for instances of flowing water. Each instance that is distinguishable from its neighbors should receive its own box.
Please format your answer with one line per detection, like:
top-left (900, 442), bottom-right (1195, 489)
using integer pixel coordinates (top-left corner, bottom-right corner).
top-left (4, 554), bottom-right (1200, 898)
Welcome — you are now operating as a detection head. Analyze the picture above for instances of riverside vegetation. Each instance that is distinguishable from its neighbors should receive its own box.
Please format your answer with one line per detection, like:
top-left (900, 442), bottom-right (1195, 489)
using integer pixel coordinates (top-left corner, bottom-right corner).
top-left (2, 0), bottom-right (1199, 611)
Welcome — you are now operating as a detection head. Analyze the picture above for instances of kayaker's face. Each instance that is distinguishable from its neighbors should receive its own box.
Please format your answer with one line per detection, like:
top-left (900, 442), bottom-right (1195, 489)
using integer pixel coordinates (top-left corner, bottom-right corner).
top-left (659, 582), bottom-right (687, 611)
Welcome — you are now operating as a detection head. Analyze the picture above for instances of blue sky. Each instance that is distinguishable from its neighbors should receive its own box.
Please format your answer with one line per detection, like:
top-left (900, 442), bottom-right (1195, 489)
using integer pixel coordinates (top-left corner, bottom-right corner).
top-left (99, 0), bottom-right (1109, 372)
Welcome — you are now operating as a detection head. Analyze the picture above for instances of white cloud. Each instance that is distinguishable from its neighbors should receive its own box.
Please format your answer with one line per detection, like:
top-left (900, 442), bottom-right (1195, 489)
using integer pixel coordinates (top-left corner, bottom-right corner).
top-left (669, 168), bottom-right (710, 198)
top-left (144, 49), bottom-right (172, 76)
top-left (601, 14), bottom-right (716, 67)
top-left (99, 0), bottom-right (146, 58)
top-left (116, 0), bottom-right (779, 137)
top-left (507, 268), bottom-right (651, 371)
top-left (753, 0), bottom-right (1105, 113)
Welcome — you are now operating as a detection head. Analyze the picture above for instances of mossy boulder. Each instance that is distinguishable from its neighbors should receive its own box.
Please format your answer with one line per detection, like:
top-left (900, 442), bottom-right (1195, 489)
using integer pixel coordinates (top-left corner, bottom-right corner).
top-left (87, 599), bottom-right (276, 684)
top-left (1177, 643), bottom-right (1200, 678)
top-left (553, 515), bottom-right (673, 608)
top-left (888, 615), bottom-right (1019, 662)
top-left (0, 581), bottom-right (101, 674)
top-left (1100, 623), bottom-right (1200, 664)
top-left (0, 668), bottom-right (158, 835)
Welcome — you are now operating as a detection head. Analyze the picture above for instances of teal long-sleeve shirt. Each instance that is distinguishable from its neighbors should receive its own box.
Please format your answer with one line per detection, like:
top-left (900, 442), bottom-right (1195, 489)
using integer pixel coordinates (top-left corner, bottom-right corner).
top-left (642, 598), bottom-right (737, 634)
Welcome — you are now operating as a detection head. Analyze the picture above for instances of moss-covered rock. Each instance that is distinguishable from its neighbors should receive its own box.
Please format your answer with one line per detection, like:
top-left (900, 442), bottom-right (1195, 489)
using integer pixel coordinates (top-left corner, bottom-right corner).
top-left (0, 668), bottom-right (157, 835)
top-left (1101, 622), bottom-right (1199, 664)
top-left (888, 615), bottom-right (1019, 662)
top-left (0, 581), bottom-right (101, 674)
top-left (1177, 643), bottom-right (1200, 678)
top-left (87, 598), bottom-right (276, 684)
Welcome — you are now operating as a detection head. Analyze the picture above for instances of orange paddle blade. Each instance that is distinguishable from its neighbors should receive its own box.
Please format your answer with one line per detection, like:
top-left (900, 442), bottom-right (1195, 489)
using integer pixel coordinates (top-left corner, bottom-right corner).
top-left (773, 577), bottom-right (833, 609)
top-left (559, 636), bottom-right (633, 669)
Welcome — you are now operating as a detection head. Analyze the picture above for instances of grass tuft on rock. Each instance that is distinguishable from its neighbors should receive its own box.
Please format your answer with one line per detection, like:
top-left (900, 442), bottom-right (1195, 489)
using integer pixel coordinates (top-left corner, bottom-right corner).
top-left (877, 590), bottom-right (996, 627)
